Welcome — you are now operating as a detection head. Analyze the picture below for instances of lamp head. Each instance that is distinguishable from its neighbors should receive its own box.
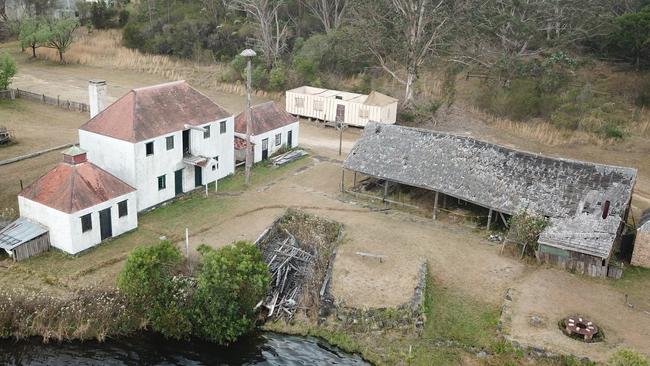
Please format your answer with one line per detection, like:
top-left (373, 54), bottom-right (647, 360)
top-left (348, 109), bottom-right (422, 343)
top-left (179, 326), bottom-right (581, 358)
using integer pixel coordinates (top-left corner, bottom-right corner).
top-left (240, 49), bottom-right (257, 57)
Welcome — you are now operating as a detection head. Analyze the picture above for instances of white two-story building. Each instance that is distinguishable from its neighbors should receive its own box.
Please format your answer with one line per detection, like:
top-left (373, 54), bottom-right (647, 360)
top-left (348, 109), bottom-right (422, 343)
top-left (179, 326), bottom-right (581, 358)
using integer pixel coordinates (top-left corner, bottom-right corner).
top-left (79, 80), bottom-right (235, 211)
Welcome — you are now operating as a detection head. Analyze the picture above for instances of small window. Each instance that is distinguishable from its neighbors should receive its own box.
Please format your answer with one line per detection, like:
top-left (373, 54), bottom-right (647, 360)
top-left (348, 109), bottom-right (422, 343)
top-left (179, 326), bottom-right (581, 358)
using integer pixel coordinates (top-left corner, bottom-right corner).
top-left (220, 121), bottom-right (227, 134)
top-left (118, 200), bottom-right (128, 217)
top-left (81, 213), bottom-right (92, 233)
top-left (166, 136), bottom-right (174, 150)
top-left (295, 97), bottom-right (304, 108)
top-left (359, 108), bottom-right (369, 119)
top-left (314, 100), bottom-right (324, 111)
top-left (158, 175), bottom-right (166, 190)
top-left (275, 133), bottom-right (281, 146)
top-left (335, 95), bottom-right (342, 100)
top-left (212, 165), bottom-right (216, 171)
top-left (213, 156), bottom-right (219, 170)
top-left (145, 142), bottom-right (154, 156)
top-left (204, 125), bottom-right (211, 139)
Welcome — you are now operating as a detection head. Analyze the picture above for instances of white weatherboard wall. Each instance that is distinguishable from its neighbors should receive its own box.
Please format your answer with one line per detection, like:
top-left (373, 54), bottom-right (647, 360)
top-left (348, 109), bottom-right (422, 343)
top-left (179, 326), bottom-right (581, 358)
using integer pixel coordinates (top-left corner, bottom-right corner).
top-left (18, 192), bottom-right (138, 254)
top-left (251, 122), bottom-right (299, 163)
top-left (285, 86), bottom-right (397, 127)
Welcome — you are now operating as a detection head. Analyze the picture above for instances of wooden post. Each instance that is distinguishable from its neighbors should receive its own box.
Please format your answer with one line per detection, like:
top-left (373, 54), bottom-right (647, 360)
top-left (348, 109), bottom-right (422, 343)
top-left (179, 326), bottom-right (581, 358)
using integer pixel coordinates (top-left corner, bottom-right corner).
top-left (205, 184), bottom-right (208, 197)
top-left (214, 179), bottom-right (218, 193)
top-left (19, 179), bottom-right (23, 190)
top-left (442, 194), bottom-right (447, 209)
top-left (185, 227), bottom-right (189, 258)
top-left (383, 180), bottom-right (389, 203)
top-left (487, 209), bottom-right (493, 231)
top-left (432, 191), bottom-right (439, 220)
top-left (340, 169), bottom-right (345, 193)
top-left (353, 172), bottom-right (357, 187)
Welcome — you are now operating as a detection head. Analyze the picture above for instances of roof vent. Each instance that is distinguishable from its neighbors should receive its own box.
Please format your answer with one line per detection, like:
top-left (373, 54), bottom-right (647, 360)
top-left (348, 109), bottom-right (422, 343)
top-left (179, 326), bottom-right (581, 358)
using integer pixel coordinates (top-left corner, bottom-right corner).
top-left (62, 146), bottom-right (87, 165)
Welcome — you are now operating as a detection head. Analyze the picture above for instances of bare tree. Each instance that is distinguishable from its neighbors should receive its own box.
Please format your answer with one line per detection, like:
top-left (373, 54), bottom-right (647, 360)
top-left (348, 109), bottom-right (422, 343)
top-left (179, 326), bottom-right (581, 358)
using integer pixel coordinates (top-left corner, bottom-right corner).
top-left (355, 0), bottom-right (453, 106)
top-left (304, 0), bottom-right (347, 33)
top-left (228, 0), bottom-right (289, 68)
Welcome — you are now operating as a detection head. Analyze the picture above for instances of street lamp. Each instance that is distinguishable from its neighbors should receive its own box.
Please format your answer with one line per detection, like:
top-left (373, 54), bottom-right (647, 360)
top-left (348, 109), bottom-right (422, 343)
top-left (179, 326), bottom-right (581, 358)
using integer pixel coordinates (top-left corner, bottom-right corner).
top-left (240, 48), bottom-right (256, 185)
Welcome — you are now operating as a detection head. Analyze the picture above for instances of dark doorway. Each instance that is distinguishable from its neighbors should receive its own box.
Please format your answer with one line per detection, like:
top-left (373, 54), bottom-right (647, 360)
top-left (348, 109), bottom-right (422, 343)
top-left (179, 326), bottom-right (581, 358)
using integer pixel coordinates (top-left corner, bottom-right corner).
top-left (261, 138), bottom-right (269, 160)
top-left (182, 130), bottom-right (190, 156)
top-left (99, 208), bottom-right (112, 241)
top-left (175, 169), bottom-right (183, 196)
top-left (287, 130), bottom-right (292, 147)
top-left (194, 166), bottom-right (202, 187)
top-left (336, 104), bottom-right (345, 123)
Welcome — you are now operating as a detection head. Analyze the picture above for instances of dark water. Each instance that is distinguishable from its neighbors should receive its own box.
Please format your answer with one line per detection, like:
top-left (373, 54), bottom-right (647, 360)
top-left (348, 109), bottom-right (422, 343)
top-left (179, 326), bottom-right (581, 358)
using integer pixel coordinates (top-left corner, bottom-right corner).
top-left (0, 332), bottom-right (370, 366)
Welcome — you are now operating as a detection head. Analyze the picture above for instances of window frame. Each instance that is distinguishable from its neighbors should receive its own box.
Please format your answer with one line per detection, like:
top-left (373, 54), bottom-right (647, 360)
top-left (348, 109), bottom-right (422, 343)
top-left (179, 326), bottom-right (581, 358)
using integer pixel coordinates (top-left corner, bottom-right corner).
top-left (314, 100), bottom-right (324, 111)
top-left (359, 108), bottom-right (369, 119)
top-left (81, 213), bottom-right (92, 233)
top-left (157, 175), bottom-right (166, 190)
top-left (275, 133), bottom-right (282, 146)
top-left (204, 125), bottom-right (211, 139)
top-left (145, 141), bottom-right (154, 156)
top-left (295, 97), bottom-right (305, 108)
top-left (220, 121), bottom-right (227, 134)
top-left (118, 200), bottom-right (128, 218)
top-left (166, 136), bottom-right (174, 151)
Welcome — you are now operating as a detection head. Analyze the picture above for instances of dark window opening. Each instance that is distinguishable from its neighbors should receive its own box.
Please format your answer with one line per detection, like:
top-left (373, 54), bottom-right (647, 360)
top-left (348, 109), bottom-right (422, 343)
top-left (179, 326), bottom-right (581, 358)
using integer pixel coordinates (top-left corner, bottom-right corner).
top-left (204, 125), bottom-right (211, 139)
top-left (602, 259), bottom-right (606, 266)
top-left (158, 175), bottom-right (166, 190)
top-left (220, 121), bottom-right (227, 134)
top-left (275, 133), bottom-right (281, 146)
top-left (145, 142), bottom-right (154, 156)
top-left (81, 213), bottom-right (92, 232)
top-left (335, 95), bottom-right (343, 100)
top-left (166, 136), bottom-right (174, 150)
top-left (212, 165), bottom-right (216, 171)
top-left (118, 200), bottom-right (128, 217)
top-left (182, 130), bottom-right (190, 156)
top-left (602, 200), bottom-right (611, 219)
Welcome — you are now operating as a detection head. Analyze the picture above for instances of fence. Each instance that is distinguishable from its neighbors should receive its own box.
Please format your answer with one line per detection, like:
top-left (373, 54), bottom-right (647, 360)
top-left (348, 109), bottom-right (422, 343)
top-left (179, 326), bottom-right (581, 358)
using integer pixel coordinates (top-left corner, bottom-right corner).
top-left (0, 88), bottom-right (89, 113)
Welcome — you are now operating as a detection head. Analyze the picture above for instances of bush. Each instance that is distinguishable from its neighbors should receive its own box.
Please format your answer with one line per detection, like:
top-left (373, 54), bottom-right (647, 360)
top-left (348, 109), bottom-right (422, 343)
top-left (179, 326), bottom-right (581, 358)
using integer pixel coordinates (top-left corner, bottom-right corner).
top-left (635, 78), bottom-right (650, 107)
top-left (476, 80), bottom-right (559, 121)
top-left (607, 349), bottom-right (648, 366)
top-left (269, 63), bottom-right (288, 91)
top-left (0, 52), bottom-right (17, 90)
top-left (507, 211), bottom-right (549, 257)
top-left (191, 241), bottom-right (270, 344)
top-left (600, 122), bottom-right (625, 139)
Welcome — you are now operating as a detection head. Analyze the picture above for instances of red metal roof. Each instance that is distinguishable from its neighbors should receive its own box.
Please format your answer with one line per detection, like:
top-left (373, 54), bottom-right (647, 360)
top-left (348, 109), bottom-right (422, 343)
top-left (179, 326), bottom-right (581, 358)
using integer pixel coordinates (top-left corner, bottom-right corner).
top-left (79, 81), bottom-right (232, 143)
top-left (235, 101), bottom-right (298, 135)
top-left (19, 161), bottom-right (135, 214)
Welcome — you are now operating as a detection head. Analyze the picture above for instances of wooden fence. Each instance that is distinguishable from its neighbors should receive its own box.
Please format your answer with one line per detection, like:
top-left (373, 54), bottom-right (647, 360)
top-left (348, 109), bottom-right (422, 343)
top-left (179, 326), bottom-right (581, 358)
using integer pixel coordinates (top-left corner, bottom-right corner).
top-left (0, 88), bottom-right (89, 113)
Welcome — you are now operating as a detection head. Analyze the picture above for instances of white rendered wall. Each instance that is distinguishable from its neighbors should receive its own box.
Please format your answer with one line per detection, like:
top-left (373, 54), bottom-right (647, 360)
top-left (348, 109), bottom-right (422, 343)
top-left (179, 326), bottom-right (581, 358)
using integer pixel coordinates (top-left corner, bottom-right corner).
top-left (79, 130), bottom-right (137, 187)
top-left (18, 191), bottom-right (138, 254)
top-left (251, 122), bottom-right (299, 163)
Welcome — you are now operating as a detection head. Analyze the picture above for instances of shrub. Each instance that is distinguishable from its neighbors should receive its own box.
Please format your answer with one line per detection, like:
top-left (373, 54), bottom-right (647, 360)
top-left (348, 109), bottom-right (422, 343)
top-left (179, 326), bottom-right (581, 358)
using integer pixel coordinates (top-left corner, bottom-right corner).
top-left (269, 63), bottom-right (288, 91)
top-left (607, 349), bottom-right (648, 366)
top-left (0, 52), bottom-right (17, 90)
top-left (191, 241), bottom-right (270, 344)
top-left (600, 122), bottom-right (625, 139)
top-left (635, 78), bottom-right (650, 107)
top-left (507, 211), bottom-right (549, 257)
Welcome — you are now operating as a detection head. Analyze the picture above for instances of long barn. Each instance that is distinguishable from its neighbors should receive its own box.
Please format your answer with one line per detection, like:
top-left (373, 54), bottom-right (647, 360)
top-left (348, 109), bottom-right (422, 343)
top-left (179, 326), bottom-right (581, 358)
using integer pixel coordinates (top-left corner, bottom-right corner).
top-left (343, 123), bottom-right (637, 277)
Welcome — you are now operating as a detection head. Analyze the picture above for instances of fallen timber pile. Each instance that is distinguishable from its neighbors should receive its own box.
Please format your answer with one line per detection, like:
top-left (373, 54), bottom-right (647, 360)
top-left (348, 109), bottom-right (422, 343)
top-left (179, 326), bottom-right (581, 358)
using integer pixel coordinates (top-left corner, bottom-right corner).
top-left (256, 209), bottom-right (341, 321)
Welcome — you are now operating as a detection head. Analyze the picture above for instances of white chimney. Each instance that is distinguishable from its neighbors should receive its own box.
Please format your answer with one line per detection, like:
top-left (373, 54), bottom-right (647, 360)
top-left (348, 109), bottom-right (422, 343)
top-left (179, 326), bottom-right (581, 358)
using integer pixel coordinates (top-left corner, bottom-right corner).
top-left (88, 80), bottom-right (107, 118)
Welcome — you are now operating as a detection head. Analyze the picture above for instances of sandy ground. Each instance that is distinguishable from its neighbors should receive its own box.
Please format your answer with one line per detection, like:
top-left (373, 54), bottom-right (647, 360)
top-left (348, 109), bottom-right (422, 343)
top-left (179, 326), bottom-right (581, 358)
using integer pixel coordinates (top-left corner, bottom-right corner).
top-left (509, 269), bottom-right (650, 361)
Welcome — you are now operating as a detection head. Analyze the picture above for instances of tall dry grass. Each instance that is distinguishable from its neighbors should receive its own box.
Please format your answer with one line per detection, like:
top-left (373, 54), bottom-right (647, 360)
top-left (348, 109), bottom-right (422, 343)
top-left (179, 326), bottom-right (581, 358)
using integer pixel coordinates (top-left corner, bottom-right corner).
top-left (37, 30), bottom-right (279, 99)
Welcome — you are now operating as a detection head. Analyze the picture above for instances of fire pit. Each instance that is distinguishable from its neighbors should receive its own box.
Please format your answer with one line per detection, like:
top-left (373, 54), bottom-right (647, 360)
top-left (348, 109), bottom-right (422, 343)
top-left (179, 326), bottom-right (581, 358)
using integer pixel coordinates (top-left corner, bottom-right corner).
top-left (563, 316), bottom-right (599, 341)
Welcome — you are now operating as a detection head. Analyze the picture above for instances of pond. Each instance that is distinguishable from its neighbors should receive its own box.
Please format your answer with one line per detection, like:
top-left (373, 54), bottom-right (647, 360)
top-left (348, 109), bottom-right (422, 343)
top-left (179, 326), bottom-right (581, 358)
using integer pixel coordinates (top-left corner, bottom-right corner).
top-left (0, 332), bottom-right (370, 366)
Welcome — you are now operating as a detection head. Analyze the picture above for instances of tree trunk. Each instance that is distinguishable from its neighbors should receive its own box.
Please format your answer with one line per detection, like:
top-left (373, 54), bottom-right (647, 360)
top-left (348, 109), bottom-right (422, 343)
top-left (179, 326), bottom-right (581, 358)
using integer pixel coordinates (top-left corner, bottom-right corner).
top-left (404, 71), bottom-right (416, 106)
top-left (31, 45), bottom-right (36, 58)
top-left (58, 50), bottom-right (64, 63)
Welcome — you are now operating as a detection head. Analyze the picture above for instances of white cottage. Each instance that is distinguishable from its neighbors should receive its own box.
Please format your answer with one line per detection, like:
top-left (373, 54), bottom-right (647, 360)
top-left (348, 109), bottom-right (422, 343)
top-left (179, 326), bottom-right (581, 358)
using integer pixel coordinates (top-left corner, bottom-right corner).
top-left (17, 147), bottom-right (138, 254)
top-left (78, 81), bottom-right (235, 211)
top-left (234, 101), bottom-right (299, 163)
top-left (285, 86), bottom-right (398, 127)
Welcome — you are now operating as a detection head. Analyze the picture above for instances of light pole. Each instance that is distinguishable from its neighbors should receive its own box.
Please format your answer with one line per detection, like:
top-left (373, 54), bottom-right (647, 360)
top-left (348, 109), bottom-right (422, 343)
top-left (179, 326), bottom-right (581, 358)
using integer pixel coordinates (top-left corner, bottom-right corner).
top-left (240, 48), bottom-right (256, 185)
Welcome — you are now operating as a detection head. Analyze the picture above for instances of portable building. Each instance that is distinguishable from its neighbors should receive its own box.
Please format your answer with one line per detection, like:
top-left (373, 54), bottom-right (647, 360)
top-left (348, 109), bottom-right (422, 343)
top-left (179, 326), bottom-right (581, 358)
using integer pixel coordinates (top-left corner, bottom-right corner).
top-left (285, 86), bottom-right (397, 127)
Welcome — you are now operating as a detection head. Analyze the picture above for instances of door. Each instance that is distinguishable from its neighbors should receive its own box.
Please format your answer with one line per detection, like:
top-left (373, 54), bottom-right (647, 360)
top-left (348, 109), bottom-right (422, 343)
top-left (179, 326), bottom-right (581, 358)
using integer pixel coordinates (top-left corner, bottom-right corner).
top-left (336, 104), bottom-right (345, 124)
top-left (99, 208), bottom-right (112, 241)
top-left (194, 166), bottom-right (202, 187)
top-left (287, 130), bottom-right (293, 147)
top-left (261, 138), bottom-right (269, 160)
top-left (175, 169), bottom-right (183, 196)
top-left (182, 130), bottom-right (190, 156)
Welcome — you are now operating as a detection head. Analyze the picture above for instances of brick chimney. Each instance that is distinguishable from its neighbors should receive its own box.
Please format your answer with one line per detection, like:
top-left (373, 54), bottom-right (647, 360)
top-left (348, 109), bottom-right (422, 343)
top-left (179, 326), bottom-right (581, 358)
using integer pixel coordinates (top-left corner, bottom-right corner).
top-left (62, 146), bottom-right (87, 165)
top-left (88, 80), bottom-right (107, 119)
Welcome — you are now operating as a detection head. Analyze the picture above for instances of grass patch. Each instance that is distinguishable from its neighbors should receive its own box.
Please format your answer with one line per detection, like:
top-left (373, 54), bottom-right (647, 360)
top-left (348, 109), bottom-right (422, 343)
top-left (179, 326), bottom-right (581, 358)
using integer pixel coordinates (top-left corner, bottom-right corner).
top-left (610, 266), bottom-right (650, 306)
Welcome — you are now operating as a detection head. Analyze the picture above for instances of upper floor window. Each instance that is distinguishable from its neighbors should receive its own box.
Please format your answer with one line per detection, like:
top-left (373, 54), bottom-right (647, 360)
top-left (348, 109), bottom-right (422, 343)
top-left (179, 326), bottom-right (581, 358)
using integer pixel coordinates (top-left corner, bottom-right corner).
top-left (275, 133), bottom-right (282, 146)
top-left (118, 200), bottom-right (128, 217)
top-left (158, 175), bottom-right (166, 190)
top-left (314, 100), bottom-right (324, 111)
top-left (204, 125), bottom-right (211, 139)
top-left (145, 142), bottom-right (154, 156)
top-left (220, 121), bottom-right (227, 134)
top-left (81, 213), bottom-right (92, 232)
top-left (295, 97), bottom-right (304, 108)
top-left (166, 136), bottom-right (174, 150)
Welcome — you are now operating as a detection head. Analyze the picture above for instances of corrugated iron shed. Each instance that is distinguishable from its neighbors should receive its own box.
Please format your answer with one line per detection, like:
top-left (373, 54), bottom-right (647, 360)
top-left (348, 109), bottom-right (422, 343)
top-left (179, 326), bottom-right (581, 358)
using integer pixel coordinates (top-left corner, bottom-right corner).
top-left (79, 81), bottom-right (232, 143)
top-left (235, 101), bottom-right (298, 136)
top-left (0, 217), bottom-right (48, 251)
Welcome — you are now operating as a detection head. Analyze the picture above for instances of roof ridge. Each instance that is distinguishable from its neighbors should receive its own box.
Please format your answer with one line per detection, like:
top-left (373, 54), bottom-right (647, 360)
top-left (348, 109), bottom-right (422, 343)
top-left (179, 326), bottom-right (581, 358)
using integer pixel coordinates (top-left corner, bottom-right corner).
top-left (132, 80), bottom-right (186, 92)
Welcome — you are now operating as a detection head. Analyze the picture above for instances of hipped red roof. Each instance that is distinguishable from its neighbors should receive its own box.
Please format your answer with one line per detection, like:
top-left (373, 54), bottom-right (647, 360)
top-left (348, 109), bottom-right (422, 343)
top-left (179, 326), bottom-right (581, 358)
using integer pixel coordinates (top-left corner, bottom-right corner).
top-left (79, 81), bottom-right (232, 143)
top-left (235, 101), bottom-right (298, 135)
top-left (19, 162), bottom-right (135, 213)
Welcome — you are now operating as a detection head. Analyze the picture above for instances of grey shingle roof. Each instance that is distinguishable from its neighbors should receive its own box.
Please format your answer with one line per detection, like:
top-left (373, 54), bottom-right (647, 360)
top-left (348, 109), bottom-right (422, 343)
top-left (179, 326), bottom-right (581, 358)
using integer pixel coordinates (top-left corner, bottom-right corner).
top-left (538, 214), bottom-right (621, 258)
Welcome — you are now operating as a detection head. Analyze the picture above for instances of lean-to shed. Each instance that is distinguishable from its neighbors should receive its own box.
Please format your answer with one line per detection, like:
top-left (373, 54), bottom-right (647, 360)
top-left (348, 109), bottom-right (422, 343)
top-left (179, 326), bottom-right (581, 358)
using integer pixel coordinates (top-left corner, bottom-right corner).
top-left (0, 217), bottom-right (50, 261)
top-left (285, 86), bottom-right (397, 127)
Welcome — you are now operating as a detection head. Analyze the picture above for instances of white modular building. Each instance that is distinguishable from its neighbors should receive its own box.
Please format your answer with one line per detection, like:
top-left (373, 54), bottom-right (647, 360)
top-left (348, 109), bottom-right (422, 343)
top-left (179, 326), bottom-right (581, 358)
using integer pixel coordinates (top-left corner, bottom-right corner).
top-left (79, 81), bottom-right (235, 211)
top-left (17, 147), bottom-right (138, 255)
top-left (285, 86), bottom-right (398, 127)
top-left (234, 101), bottom-right (300, 163)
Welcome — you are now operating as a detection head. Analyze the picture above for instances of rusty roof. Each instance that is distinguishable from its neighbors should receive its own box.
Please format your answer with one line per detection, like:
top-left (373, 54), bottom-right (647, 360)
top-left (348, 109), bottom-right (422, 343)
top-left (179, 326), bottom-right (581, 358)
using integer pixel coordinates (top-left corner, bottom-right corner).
top-left (19, 161), bottom-right (135, 214)
top-left (235, 101), bottom-right (298, 135)
top-left (79, 81), bottom-right (232, 143)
